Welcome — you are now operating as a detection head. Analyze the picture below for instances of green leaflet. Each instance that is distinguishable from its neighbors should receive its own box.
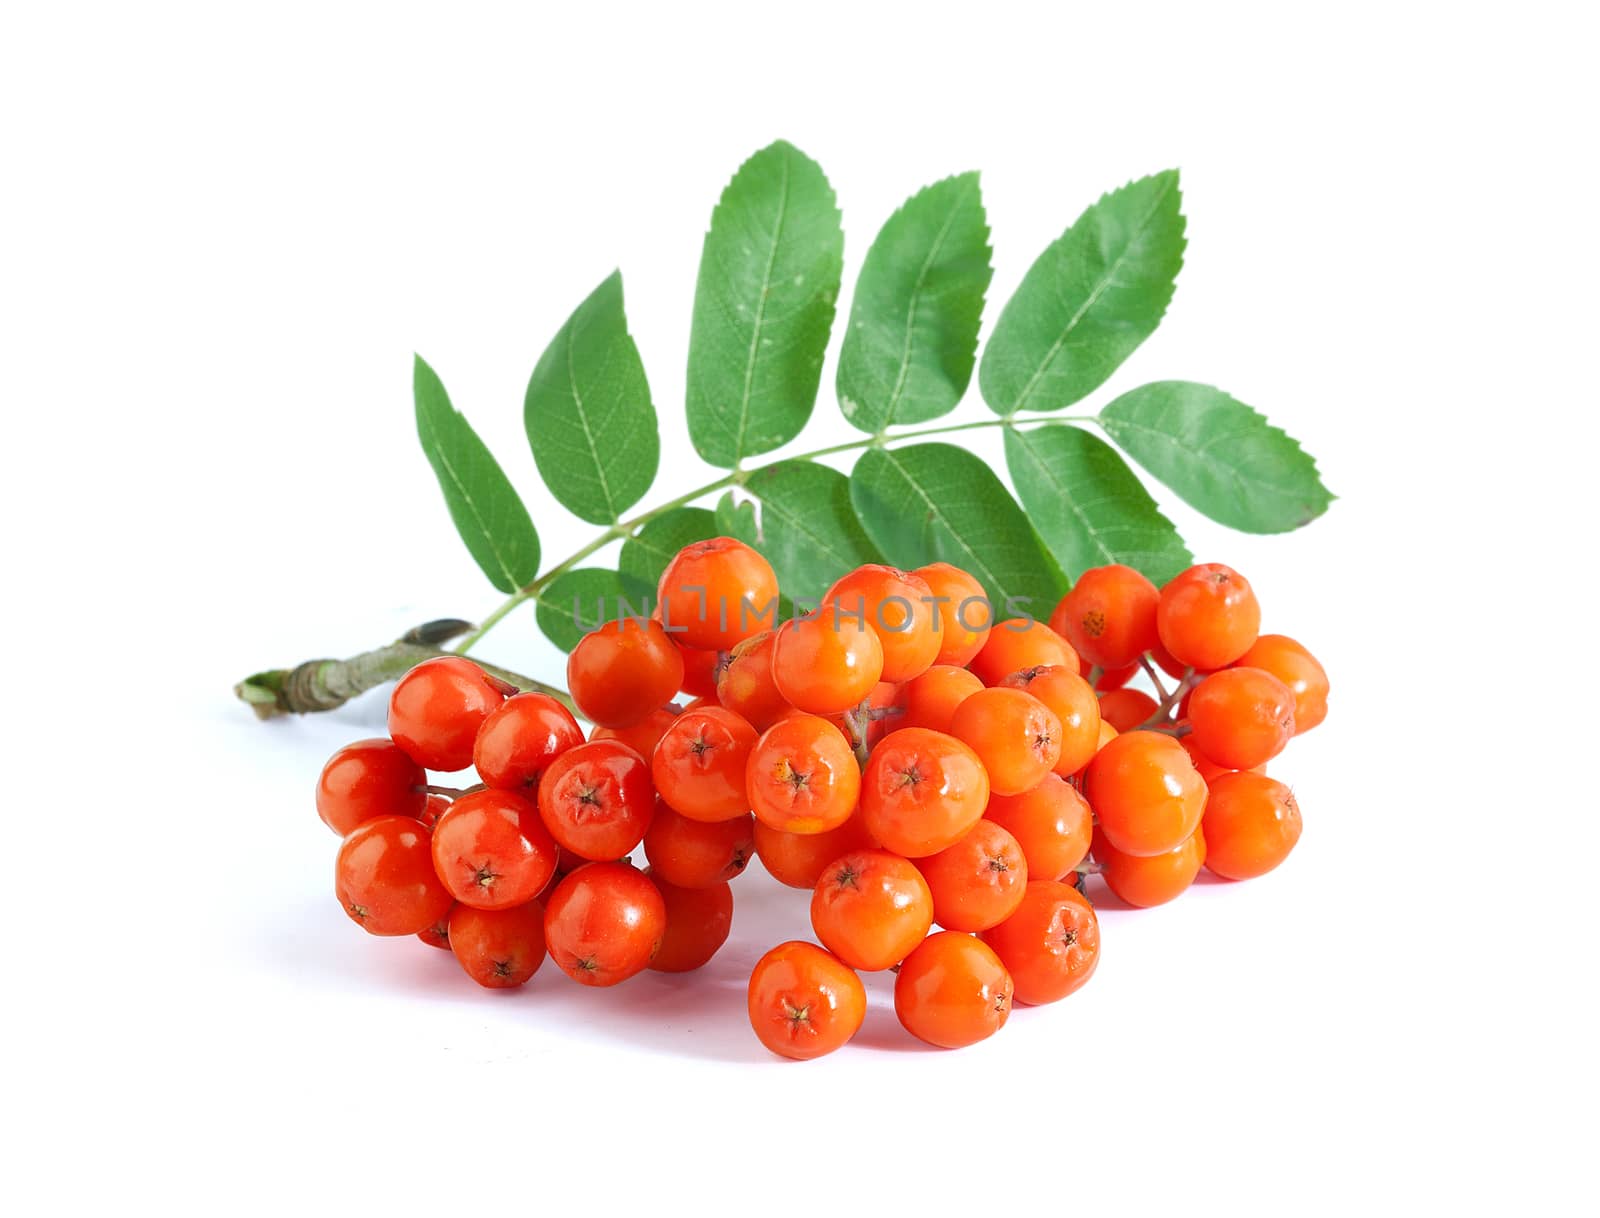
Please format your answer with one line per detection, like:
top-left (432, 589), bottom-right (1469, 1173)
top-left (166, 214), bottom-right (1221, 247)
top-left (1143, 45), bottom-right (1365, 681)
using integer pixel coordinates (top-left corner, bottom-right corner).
top-left (1004, 423), bottom-right (1192, 585)
top-left (535, 567), bottom-right (653, 653)
top-left (414, 354), bottom-right (540, 594)
top-left (849, 443), bottom-right (1064, 618)
top-left (686, 141), bottom-right (844, 467)
top-left (744, 460), bottom-right (881, 605)
top-left (525, 271), bottom-right (659, 525)
top-left (836, 173), bottom-right (992, 433)
top-left (1099, 381), bottom-right (1334, 533)
top-left (980, 171), bottom-right (1185, 415)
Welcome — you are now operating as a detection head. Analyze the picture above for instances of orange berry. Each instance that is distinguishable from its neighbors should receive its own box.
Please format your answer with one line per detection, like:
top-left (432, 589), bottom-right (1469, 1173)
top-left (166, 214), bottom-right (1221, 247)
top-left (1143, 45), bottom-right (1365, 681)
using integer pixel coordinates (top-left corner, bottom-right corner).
top-left (753, 814), bottom-right (875, 889)
top-left (1094, 825), bottom-right (1206, 907)
top-left (1187, 667), bottom-right (1295, 770)
top-left (984, 773), bottom-right (1093, 882)
top-left (1201, 772), bottom-right (1302, 879)
top-left (825, 564), bottom-right (941, 683)
top-left (968, 618), bottom-right (1078, 686)
top-left (1083, 730), bottom-right (1206, 857)
top-left (894, 932), bottom-right (1014, 1049)
top-left (980, 880), bottom-right (1100, 1005)
top-left (1157, 563), bottom-right (1261, 670)
top-left (567, 618), bottom-right (685, 728)
top-left (646, 870), bottom-right (734, 972)
top-left (747, 941), bottom-right (866, 1061)
top-left (917, 819), bottom-right (1029, 932)
top-left (912, 562), bottom-right (993, 668)
top-left (1235, 633), bottom-right (1329, 733)
top-left (715, 631), bottom-right (792, 732)
top-left (1049, 564), bottom-right (1160, 670)
top-left (810, 848), bottom-right (934, 971)
top-left (642, 802), bottom-right (754, 888)
top-left (771, 605), bottom-right (885, 715)
top-left (657, 537), bottom-right (779, 652)
top-left (1098, 686), bottom-right (1159, 732)
top-left (999, 665), bottom-right (1102, 776)
top-left (860, 727), bottom-right (990, 857)
top-left (589, 703), bottom-right (680, 757)
top-left (949, 686), bottom-right (1062, 796)
top-left (745, 713), bottom-right (861, 835)
top-left (898, 665), bottom-right (984, 735)
top-left (650, 706), bottom-right (759, 823)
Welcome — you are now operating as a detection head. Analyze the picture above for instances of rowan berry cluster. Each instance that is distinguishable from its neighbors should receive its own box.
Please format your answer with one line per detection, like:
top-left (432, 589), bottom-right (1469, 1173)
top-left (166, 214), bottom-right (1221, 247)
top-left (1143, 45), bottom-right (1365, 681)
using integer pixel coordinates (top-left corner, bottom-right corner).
top-left (317, 537), bottom-right (1326, 1058)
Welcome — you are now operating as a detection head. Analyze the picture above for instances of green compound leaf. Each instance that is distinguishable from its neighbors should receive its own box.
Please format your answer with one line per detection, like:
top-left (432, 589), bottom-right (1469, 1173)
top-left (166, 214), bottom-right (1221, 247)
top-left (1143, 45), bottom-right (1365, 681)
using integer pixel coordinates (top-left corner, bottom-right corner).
top-left (1004, 423), bottom-right (1192, 585)
top-left (534, 567), bottom-right (654, 653)
top-left (837, 173), bottom-right (992, 433)
top-left (525, 271), bottom-right (659, 525)
top-left (849, 443), bottom-right (1064, 618)
top-left (715, 490), bottom-right (760, 548)
top-left (414, 354), bottom-right (541, 594)
top-left (1099, 381), bottom-right (1334, 533)
top-left (745, 460), bottom-right (882, 606)
top-left (686, 140), bottom-right (844, 468)
top-left (619, 507), bottom-right (720, 589)
top-left (980, 170), bottom-right (1185, 416)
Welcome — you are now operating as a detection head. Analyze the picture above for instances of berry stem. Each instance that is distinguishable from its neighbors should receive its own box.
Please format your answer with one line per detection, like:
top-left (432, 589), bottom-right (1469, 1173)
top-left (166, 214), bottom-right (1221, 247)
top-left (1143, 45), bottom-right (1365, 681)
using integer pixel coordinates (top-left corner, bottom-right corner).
top-left (1136, 667), bottom-right (1198, 730)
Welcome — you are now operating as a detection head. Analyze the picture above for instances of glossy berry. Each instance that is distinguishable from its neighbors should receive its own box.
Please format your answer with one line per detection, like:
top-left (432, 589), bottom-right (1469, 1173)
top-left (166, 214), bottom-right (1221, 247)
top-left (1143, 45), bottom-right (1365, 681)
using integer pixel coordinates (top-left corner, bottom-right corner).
top-left (1094, 826), bottom-right (1205, 907)
top-left (999, 665), bottom-right (1102, 776)
top-left (567, 618), bottom-right (684, 728)
top-left (1236, 633), bottom-right (1329, 733)
top-left (825, 564), bottom-right (941, 684)
top-left (1201, 772), bottom-right (1302, 879)
top-left (980, 880), bottom-right (1101, 1006)
top-left (416, 793), bottom-right (450, 831)
top-left (715, 631), bottom-right (791, 731)
top-left (1084, 730), bottom-right (1207, 857)
top-left (1157, 563), bottom-right (1261, 671)
top-left (917, 819), bottom-right (1029, 932)
top-left (388, 657), bottom-right (512, 773)
top-left (537, 739), bottom-right (655, 861)
top-left (646, 870), bottom-right (733, 972)
top-left (984, 774), bottom-right (1093, 882)
top-left (810, 848), bottom-right (934, 971)
top-left (898, 665), bottom-right (983, 735)
top-left (860, 728), bottom-right (990, 858)
top-left (1098, 687), bottom-right (1159, 733)
top-left (316, 738), bottom-right (426, 836)
top-left (1187, 667), bottom-right (1295, 770)
top-left (746, 713), bottom-right (861, 835)
top-left (913, 562), bottom-right (993, 668)
top-left (894, 932), bottom-right (1014, 1049)
top-left (590, 704), bottom-right (679, 759)
top-left (651, 706), bottom-right (758, 822)
top-left (431, 789), bottom-right (559, 911)
top-left (543, 862), bottom-right (665, 986)
top-left (657, 537), bottom-right (779, 652)
top-left (675, 642), bottom-right (724, 700)
top-left (747, 941), bottom-right (866, 1061)
top-left (950, 687), bottom-right (1062, 796)
top-left (473, 692), bottom-right (584, 794)
top-left (448, 901), bottom-right (546, 988)
top-left (771, 605), bottom-right (885, 715)
top-left (752, 815), bottom-right (875, 890)
top-left (968, 618), bottom-right (1078, 687)
top-left (1179, 733), bottom-right (1257, 784)
top-left (417, 905), bottom-right (453, 950)
top-left (643, 802), bottom-right (753, 888)
top-left (336, 816), bottom-right (453, 936)
top-left (1050, 564), bottom-right (1160, 671)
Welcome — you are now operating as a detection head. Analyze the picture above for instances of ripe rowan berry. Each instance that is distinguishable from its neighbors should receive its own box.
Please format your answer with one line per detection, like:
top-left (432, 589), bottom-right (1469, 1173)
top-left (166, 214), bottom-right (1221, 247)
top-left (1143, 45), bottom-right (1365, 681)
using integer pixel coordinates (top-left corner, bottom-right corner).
top-left (418, 904), bottom-right (453, 949)
top-left (825, 564), bottom-right (941, 683)
top-left (1072, 719), bottom-right (1120, 782)
top-left (316, 738), bottom-right (426, 836)
top-left (1050, 564), bottom-right (1160, 671)
top-left (912, 562), bottom-right (993, 668)
top-left (771, 605), bottom-right (885, 715)
top-left (388, 656), bottom-right (512, 773)
top-left (1157, 563), bottom-right (1261, 670)
top-left (567, 618), bottom-right (685, 728)
top-left (747, 941), bottom-right (867, 1061)
top-left (448, 900), bottom-right (547, 988)
top-left (642, 802), bottom-right (753, 888)
top-left (646, 870), bottom-right (734, 972)
top-left (860, 728), bottom-right (990, 857)
top-left (715, 631), bottom-right (792, 731)
top-left (980, 880), bottom-right (1100, 1005)
top-left (1235, 634), bottom-right (1329, 733)
top-left (336, 816), bottom-right (454, 936)
top-left (416, 793), bottom-right (450, 831)
top-left (658, 537), bottom-right (779, 652)
top-left (650, 705), bottom-right (757, 822)
top-left (590, 704), bottom-right (680, 758)
top-left (746, 712), bottom-right (861, 835)
top-left (1178, 733), bottom-right (1259, 784)
top-left (543, 861), bottom-right (665, 986)
top-left (675, 642), bottom-right (725, 700)
top-left (898, 665), bottom-right (983, 735)
top-left (999, 665), bottom-right (1102, 776)
top-left (810, 848), bottom-right (934, 971)
top-left (917, 819), bottom-right (1029, 932)
top-left (537, 738), bottom-right (655, 861)
top-left (968, 618), bottom-right (1078, 687)
top-left (752, 814), bottom-right (875, 889)
top-left (1187, 667), bottom-right (1295, 770)
top-left (894, 931), bottom-right (1014, 1049)
top-left (1093, 826), bottom-right (1205, 907)
top-left (984, 773), bottom-right (1093, 882)
top-left (1148, 639), bottom-right (1190, 681)
top-left (1084, 730), bottom-right (1207, 857)
top-left (431, 789), bottom-right (559, 911)
top-left (1098, 687), bottom-right (1159, 733)
top-left (1201, 772), bottom-right (1302, 879)
top-left (473, 692), bottom-right (584, 794)
top-left (950, 686), bottom-right (1063, 796)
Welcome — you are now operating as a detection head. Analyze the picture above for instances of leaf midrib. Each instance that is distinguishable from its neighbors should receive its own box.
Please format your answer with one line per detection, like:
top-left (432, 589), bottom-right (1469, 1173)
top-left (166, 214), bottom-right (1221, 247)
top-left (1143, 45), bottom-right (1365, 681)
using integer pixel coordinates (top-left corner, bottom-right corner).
top-left (428, 429), bottom-right (519, 590)
top-left (565, 320), bottom-right (617, 522)
top-left (1011, 428), bottom-right (1120, 567)
top-left (881, 177), bottom-right (975, 426)
top-left (734, 151), bottom-right (792, 464)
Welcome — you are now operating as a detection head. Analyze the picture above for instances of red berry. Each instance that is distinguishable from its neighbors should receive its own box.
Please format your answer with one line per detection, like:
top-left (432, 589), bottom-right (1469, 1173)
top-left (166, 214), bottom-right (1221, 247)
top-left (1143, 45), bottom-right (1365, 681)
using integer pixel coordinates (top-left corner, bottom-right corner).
top-left (388, 657), bottom-right (511, 772)
top-left (894, 931), bottom-right (1014, 1049)
top-left (1083, 730), bottom-right (1206, 858)
top-left (543, 862), bottom-right (665, 986)
top-left (567, 618), bottom-right (684, 728)
top-left (1187, 667), bottom-right (1296, 770)
top-left (473, 692), bottom-right (584, 794)
top-left (917, 819), bottom-right (1029, 932)
top-left (1157, 563), bottom-right (1261, 670)
top-left (448, 901), bottom-right (547, 988)
top-left (336, 816), bottom-right (453, 936)
top-left (316, 738), bottom-right (426, 836)
top-left (980, 879), bottom-right (1100, 1005)
top-left (431, 789), bottom-right (559, 911)
top-left (651, 706), bottom-right (759, 822)
top-left (747, 941), bottom-right (866, 1061)
top-left (646, 870), bottom-right (734, 972)
top-left (1050, 564), bottom-right (1160, 671)
top-left (537, 739), bottom-right (656, 861)
top-left (642, 802), bottom-right (754, 888)
top-left (657, 538), bottom-right (779, 652)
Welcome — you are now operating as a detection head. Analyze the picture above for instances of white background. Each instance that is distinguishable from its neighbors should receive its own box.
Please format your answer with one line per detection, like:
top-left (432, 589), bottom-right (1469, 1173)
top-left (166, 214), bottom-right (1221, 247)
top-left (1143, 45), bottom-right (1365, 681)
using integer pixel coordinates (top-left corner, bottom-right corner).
top-left (4, 3), bottom-right (1596, 1213)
